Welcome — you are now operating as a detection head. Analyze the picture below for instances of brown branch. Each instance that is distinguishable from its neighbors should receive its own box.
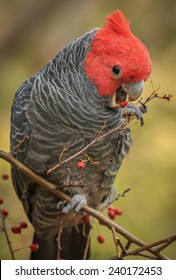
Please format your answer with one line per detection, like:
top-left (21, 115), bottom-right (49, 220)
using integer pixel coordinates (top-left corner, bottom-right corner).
top-left (127, 235), bottom-right (176, 257)
top-left (0, 150), bottom-right (70, 202)
top-left (137, 252), bottom-right (157, 260)
top-left (0, 149), bottom-right (172, 260)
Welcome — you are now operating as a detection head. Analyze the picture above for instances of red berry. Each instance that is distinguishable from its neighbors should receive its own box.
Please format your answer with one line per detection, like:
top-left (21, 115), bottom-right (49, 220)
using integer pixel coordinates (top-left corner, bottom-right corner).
top-left (108, 210), bottom-right (116, 220)
top-left (11, 225), bottom-right (21, 234)
top-left (82, 215), bottom-right (90, 224)
top-left (30, 243), bottom-right (39, 252)
top-left (108, 205), bottom-right (115, 212)
top-left (1, 208), bottom-right (9, 216)
top-left (20, 221), bottom-right (28, 229)
top-left (97, 235), bottom-right (105, 244)
top-left (77, 161), bottom-right (86, 169)
top-left (114, 208), bottom-right (123, 215)
top-left (0, 197), bottom-right (4, 204)
top-left (120, 101), bottom-right (128, 108)
top-left (2, 173), bottom-right (10, 180)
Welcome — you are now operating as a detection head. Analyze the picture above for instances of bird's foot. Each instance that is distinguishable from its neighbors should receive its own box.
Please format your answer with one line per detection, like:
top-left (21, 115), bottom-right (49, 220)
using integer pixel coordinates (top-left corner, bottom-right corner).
top-left (57, 194), bottom-right (87, 213)
top-left (121, 103), bottom-right (147, 126)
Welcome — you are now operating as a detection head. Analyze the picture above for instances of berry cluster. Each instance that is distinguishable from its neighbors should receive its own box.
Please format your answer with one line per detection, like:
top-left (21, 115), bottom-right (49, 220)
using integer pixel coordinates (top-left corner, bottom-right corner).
top-left (97, 205), bottom-right (123, 244)
top-left (11, 222), bottom-right (28, 234)
top-left (0, 173), bottom-right (10, 218)
top-left (1, 172), bottom-right (123, 253)
top-left (107, 205), bottom-right (123, 220)
top-left (0, 173), bottom-right (39, 258)
top-left (82, 205), bottom-right (123, 245)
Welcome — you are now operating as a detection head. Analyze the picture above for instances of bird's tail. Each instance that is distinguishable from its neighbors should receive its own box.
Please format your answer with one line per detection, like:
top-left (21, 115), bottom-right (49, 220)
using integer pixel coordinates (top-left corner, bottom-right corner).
top-left (30, 223), bottom-right (90, 260)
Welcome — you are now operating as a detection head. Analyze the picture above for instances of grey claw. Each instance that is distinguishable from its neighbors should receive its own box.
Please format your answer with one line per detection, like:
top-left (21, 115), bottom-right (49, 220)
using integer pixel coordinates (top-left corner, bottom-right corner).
top-left (56, 200), bottom-right (67, 210)
top-left (61, 194), bottom-right (87, 213)
top-left (121, 104), bottom-right (144, 126)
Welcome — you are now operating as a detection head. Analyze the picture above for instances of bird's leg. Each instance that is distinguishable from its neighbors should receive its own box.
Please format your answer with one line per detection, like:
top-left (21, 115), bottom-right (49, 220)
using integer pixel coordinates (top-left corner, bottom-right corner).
top-left (121, 103), bottom-right (147, 126)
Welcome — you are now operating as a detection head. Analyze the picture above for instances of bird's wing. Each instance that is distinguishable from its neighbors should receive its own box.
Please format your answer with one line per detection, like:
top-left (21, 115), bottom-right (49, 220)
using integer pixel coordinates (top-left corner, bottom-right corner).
top-left (10, 78), bottom-right (35, 214)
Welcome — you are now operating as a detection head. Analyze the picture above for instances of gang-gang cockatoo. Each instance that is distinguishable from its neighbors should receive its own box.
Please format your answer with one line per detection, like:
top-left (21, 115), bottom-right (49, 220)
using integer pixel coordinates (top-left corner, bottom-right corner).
top-left (10, 10), bottom-right (151, 259)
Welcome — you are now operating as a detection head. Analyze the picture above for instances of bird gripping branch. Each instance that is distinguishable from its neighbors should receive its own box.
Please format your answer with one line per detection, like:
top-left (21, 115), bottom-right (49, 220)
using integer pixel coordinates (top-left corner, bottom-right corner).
top-left (10, 10), bottom-right (151, 259)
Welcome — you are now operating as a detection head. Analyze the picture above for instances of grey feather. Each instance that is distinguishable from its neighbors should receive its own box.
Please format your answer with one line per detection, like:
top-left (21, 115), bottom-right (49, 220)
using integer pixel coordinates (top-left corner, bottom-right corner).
top-left (10, 28), bottom-right (132, 242)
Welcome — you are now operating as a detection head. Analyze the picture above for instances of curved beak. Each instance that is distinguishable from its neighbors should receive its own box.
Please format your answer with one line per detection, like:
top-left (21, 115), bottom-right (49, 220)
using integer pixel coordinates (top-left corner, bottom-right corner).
top-left (122, 80), bottom-right (144, 101)
top-left (108, 80), bottom-right (144, 108)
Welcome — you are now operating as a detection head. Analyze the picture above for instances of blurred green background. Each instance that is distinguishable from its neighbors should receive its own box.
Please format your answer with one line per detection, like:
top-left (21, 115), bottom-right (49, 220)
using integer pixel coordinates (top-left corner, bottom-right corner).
top-left (0, 0), bottom-right (176, 259)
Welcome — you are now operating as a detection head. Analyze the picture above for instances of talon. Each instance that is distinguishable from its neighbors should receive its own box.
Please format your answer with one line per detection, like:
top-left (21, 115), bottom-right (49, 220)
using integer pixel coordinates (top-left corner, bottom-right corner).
top-left (139, 115), bottom-right (144, 126)
top-left (121, 104), bottom-right (144, 126)
top-left (56, 200), bottom-right (67, 210)
top-left (61, 194), bottom-right (87, 213)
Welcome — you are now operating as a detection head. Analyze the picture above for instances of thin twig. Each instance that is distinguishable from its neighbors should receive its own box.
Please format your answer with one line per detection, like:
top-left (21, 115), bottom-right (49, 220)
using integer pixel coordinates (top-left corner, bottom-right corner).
top-left (81, 152), bottom-right (99, 165)
top-left (47, 124), bottom-right (126, 174)
top-left (126, 234), bottom-right (176, 257)
top-left (111, 226), bottom-right (127, 259)
top-left (13, 246), bottom-right (31, 255)
top-left (125, 240), bottom-right (132, 250)
top-left (82, 225), bottom-right (92, 260)
top-left (1, 217), bottom-right (15, 260)
top-left (56, 220), bottom-right (63, 260)
top-left (116, 238), bottom-right (127, 257)
top-left (11, 136), bottom-right (30, 154)
top-left (59, 146), bottom-right (68, 163)
top-left (111, 226), bottom-right (120, 257)
top-left (139, 82), bottom-right (173, 105)
top-left (144, 81), bottom-right (161, 104)
top-left (116, 188), bottom-right (131, 201)
top-left (156, 236), bottom-right (176, 252)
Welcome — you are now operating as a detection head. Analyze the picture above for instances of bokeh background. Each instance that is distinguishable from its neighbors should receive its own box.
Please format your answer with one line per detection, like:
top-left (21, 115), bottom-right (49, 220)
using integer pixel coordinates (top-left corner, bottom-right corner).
top-left (0, 0), bottom-right (176, 259)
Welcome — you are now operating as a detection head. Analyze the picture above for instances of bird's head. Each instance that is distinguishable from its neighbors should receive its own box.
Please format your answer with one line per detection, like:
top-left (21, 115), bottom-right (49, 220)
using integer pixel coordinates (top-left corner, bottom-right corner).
top-left (84, 10), bottom-right (152, 108)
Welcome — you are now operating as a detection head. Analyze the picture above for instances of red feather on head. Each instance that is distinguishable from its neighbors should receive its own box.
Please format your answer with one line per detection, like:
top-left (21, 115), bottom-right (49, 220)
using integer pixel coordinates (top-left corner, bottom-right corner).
top-left (106, 10), bottom-right (131, 37)
top-left (85, 10), bottom-right (152, 96)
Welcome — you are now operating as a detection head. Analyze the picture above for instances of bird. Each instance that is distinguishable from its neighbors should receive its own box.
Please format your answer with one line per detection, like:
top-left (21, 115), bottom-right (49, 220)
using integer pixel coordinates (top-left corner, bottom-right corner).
top-left (10, 10), bottom-right (151, 259)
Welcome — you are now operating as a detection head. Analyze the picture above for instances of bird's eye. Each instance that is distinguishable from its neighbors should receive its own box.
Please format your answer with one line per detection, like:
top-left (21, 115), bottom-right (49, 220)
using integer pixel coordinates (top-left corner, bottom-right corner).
top-left (112, 65), bottom-right (121, 76)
